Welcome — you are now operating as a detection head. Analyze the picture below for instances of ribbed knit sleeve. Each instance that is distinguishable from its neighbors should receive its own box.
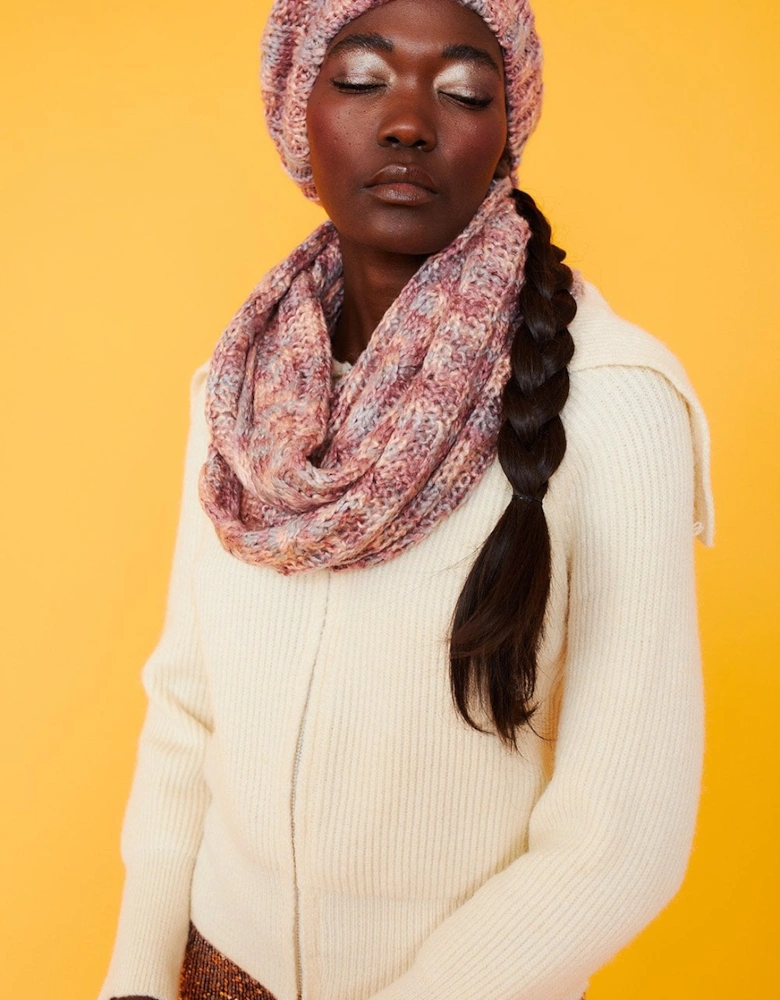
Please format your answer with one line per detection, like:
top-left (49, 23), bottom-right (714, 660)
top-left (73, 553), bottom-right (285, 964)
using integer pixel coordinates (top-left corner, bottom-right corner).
top-left (365, 366), bottom-right (707, 1000)
top-left (98, 363), bottom-right (213, 1000)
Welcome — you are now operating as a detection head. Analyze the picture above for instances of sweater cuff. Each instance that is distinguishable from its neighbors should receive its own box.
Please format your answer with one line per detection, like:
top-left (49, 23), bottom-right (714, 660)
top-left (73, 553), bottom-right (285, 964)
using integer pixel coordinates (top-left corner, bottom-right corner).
top-left (97, 853), bottom-right (196, 1000)
top-left (366, 962), bottom-right (586, 1000)
top-left (364, 961), bottom-right (435, 1000)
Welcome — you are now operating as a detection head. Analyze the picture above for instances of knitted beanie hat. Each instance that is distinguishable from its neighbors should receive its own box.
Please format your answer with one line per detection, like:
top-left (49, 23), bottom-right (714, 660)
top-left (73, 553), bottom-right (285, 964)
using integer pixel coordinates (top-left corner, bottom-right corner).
top-left (261, 0), bottom-right (543, 200)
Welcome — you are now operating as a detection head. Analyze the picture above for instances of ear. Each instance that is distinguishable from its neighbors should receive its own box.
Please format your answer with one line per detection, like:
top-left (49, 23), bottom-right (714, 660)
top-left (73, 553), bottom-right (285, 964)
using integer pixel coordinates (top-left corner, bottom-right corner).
top-left (493, 146), bottom-right (512, 180)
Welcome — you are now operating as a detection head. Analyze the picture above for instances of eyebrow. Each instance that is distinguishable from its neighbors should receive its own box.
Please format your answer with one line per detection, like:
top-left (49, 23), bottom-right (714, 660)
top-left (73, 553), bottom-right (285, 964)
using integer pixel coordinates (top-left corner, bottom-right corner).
top-left (442, 43), bottom-right (502, 77)
top-left (326, 33), bottom-right (502, 77)
top-left (327, 33), bottom-right (394, 58)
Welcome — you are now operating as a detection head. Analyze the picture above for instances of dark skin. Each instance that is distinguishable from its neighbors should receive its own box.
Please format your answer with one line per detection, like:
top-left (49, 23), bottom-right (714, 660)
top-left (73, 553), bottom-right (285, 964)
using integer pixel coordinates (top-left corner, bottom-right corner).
top-left (113, 3), bottom-right (511, 998)
top-left (307, 0), bottom-right (511, 363)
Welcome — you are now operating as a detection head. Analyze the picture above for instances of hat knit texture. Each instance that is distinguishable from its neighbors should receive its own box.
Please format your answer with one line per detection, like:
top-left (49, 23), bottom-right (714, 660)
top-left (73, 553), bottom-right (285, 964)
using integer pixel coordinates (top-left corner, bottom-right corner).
top-left (261, 0), bottom-right (544, 199)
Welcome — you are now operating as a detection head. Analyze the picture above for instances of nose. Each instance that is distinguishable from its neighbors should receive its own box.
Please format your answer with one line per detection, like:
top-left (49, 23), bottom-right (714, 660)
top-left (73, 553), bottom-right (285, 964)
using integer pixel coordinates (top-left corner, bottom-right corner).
top-left (377, 93), bottom-right (437, 152)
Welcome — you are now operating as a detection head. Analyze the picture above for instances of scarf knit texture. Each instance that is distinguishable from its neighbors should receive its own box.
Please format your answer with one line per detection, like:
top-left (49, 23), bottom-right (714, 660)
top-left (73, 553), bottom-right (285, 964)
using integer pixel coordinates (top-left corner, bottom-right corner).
top-left (199, 178), bottom-right (532, 573)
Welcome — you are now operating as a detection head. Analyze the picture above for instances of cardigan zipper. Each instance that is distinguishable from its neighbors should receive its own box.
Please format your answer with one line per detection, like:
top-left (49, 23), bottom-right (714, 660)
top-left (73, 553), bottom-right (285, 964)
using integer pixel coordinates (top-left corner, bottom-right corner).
top-left (291, 705), bottom-right (311, 1000)
top-left (290, 577), bottom-right (331, 1000)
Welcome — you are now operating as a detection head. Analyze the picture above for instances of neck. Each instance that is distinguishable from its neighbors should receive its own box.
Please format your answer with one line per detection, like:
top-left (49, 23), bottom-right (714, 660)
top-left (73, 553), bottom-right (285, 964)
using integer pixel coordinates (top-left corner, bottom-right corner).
top-left (330, 235), bottom-right (428, 365)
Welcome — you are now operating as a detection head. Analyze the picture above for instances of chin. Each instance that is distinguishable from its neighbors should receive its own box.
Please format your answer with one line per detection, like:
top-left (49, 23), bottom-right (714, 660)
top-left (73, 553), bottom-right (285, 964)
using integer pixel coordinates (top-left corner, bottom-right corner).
top-left (343, 211), bottom-right (474, 258)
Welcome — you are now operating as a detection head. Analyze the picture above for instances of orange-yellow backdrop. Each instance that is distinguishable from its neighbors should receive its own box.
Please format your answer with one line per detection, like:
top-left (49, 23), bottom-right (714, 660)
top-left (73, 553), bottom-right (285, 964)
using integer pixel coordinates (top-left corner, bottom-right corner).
top-left (2, 1), bottom-right (778, 997)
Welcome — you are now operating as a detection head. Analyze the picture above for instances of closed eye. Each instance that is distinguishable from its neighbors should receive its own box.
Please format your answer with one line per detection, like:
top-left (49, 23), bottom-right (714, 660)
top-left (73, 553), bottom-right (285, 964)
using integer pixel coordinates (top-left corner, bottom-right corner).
top-left (331, 80), bottom-right (384, 93)
top-left (441, 92), bottom-right (493, 108)
top-left (330, 82), bottom-right (491, 107)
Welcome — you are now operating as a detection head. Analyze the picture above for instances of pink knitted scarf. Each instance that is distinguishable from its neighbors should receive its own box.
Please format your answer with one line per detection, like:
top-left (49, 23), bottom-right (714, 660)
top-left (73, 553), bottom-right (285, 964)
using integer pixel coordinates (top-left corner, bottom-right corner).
top-left (199, 177), bottom-right (531, 573)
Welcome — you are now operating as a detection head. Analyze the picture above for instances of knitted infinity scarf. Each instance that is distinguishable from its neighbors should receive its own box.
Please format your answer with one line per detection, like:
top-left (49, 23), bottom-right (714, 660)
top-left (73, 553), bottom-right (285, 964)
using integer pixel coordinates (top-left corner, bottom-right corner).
top-left (199, 177), bottom-right (530, 573)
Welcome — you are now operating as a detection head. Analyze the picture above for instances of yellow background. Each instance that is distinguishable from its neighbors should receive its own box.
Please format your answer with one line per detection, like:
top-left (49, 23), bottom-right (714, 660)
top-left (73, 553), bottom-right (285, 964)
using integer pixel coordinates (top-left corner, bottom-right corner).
top-left (2, 0), bottom-right (778, 997)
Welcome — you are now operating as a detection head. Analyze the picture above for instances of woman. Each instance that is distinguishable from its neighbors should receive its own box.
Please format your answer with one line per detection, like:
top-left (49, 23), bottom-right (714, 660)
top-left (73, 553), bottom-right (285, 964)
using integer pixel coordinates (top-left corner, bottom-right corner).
top-left (99, 1), bottom-right (713, 999)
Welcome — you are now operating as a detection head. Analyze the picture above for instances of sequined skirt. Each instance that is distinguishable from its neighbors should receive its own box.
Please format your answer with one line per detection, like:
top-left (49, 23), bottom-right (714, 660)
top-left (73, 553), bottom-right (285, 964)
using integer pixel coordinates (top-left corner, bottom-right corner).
top-left (178, 919), bottom-right (586, 1000)
top-left (179, 922), bottom-right (277, 1000)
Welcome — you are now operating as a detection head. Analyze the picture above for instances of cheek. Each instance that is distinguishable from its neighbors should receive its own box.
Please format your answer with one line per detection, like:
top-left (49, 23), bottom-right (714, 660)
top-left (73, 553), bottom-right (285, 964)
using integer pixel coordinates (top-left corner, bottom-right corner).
top-left (307, 98), bottom-right (361, 183)
top-left (446, 114), bottom-right (508, 182)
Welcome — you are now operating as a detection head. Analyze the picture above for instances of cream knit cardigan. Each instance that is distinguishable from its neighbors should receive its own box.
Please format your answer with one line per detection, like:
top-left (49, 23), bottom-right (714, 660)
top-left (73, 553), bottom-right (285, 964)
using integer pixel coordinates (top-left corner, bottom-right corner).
top-left (98, 281), bottom-right (714, 1000)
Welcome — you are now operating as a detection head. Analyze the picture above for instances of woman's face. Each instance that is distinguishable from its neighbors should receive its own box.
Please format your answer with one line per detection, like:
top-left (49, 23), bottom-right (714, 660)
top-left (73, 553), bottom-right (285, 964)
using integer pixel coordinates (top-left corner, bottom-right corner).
top-left (306, 0), bottom-right (511, 258)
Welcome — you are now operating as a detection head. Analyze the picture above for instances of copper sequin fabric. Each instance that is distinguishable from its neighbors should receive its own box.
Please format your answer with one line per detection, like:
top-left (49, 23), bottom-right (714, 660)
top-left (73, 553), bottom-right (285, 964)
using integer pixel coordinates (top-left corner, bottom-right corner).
top-left (179, 922), bottom-right (278, 1000)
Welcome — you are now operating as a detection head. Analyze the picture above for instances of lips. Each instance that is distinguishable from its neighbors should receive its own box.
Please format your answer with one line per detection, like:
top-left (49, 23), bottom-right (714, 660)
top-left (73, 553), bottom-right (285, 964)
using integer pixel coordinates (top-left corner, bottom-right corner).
top-left (366, 163), bottom-right (438, 194)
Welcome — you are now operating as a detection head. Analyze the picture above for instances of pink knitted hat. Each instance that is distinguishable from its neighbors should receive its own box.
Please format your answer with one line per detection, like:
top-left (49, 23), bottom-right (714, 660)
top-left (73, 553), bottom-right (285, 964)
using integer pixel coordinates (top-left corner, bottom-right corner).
top-left (261, 0), bottom-right (543, 200)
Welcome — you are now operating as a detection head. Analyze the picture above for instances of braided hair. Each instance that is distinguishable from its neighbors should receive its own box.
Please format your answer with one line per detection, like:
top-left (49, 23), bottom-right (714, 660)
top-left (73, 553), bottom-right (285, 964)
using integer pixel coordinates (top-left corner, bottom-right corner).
top-left (450, 189), bottom-right (577, 751)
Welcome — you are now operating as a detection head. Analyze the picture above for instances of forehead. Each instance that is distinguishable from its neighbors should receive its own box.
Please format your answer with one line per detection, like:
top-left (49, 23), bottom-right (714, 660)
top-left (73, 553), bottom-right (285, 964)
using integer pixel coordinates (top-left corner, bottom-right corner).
top-left (326, 0), bottom-right (505, 66)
